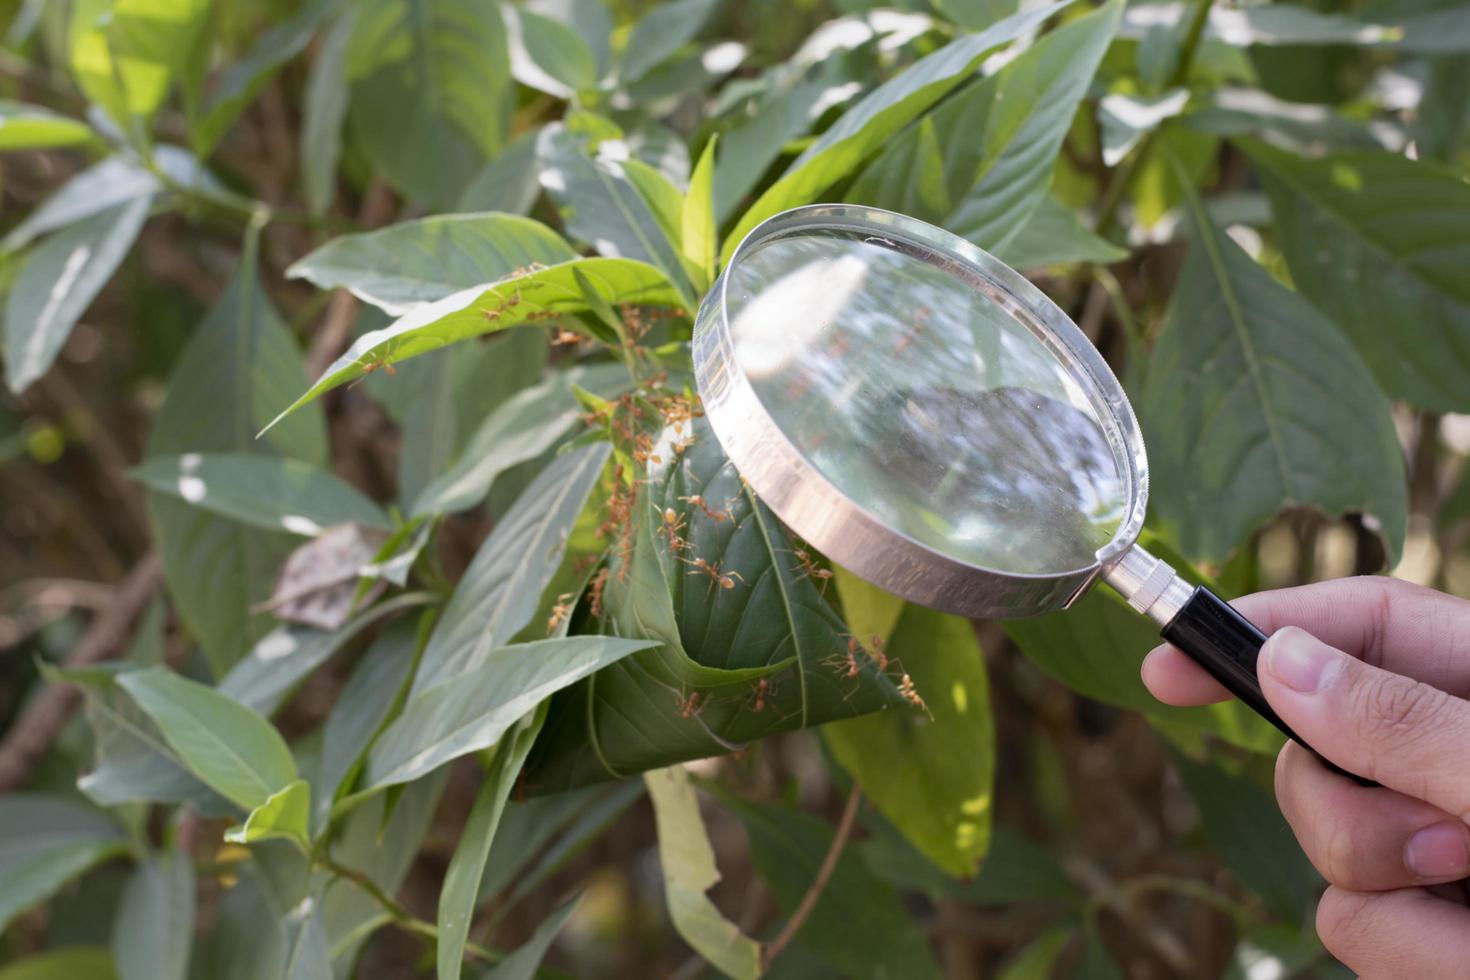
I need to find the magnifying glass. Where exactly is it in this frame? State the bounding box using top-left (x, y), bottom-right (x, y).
top-left (692, 203), bottom-right (1361, 780)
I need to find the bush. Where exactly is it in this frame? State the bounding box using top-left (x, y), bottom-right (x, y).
top-left (1, 0), bottom-right (1466, 977)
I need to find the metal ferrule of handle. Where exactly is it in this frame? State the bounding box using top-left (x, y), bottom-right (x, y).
top-left (1101, 543), bottom-right (1194, 626)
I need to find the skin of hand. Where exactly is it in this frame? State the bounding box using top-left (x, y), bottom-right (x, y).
top-left (1140, 577), bottom-right (1470, 978)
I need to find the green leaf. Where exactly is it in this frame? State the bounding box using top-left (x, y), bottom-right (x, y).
top-left (681, 136), bottom-right (717, 290)
top-left (117, 667), bottom-right (297, 810)
top-left (1, 155), bottom-right (158, 251)
top-left (267, 256), bottom-right (682, 427)
top-left (0, 795), bottom-right (127, 932)
top-left (301, 8), bottom-right (353, 216)
top-left (1183, 89), bottom-right (1386, 155)
top-left (225, 779), bottom-right (311, 849)
top-left (1005, 586), bottom-right (1285, 755)
top-left (283, 902), bottom-right (332, 980)
top-left (478, 892), bottom-right (582, 980)
top-left (288, 213), bottom-right (578, 316)
top-left (537, 125), bottom-right (695, 307)
top-left (361, 635), bottom-right (656, 791)
top-left (0, 101), bottom-right (96, 150)
top-left (824, 605), bottom-right (996, 878)
top-left (1120, 3), bottom-right (1428, 50)
top-left (220, 593), bottom-right (431, 718)
top-left (132, 453), bottom-right (390, 535)
top-left (198, 864), bottom-right (290, 980)
top-left (69, 0), bottom-right (211, 135)
top-left (0, 949), bottom-right (117, 980)
top-left (522, 419), bottom-right (905, 792)
top-left (1244, 140), bottom-right (1470, 412)
top-left (192, 0), bottom-right (336, 155)
top-left (147, 243), bottom-right (326, 675)
top-left (1171, 751), bottom-right (1320, 920)
top-left (847, 0), bottom-right (1121, 254)
top-left (1138, 169), bottom-right (1408, 563)
top-left (724, 1), bottom-right (1070, 256)
top-left (5, 195), bottom-right (150, 393)
top-left (995, 928), bottom-right (1072, 980)
top-left (438, 705), bottom-right (547, 980)
top-left (508, 6), bottom-right (598, 96)
top-left (1099, 89), bottom-right (1191, 167)
top-left (457, 129), bottom-right (545, 215)
top-left (112, 852), bottom-right (195, 980)
top-left (992, 196), bottom-right (1129, 270)
top-left (413, 443), bottom-right (612, 691)
top-left (410, 364), bottom-right (625, 518)
top-left (614, 0), bottom-right (718, 86)
top-left (721, 794), bottom-right (940, 979)
top-left (347, 0), bottom-right (512, 209)
top-left (644, 766), bottom-right (762, 980)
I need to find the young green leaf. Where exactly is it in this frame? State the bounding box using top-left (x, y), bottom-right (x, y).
top-left (112, 852), bottom-right (195, 980)
top-left (823, 605), bottom-right (996, 878)
top-left (1138, 165), bottom-right (1408, 563)
top-left (362, 635), bottom-right (657, 791)
top-left (995, 928), bottom-right (1072, 980)
top-left (287, 213), bottom-right (577, 315)
top-left (479, 892), bottom-right (583, 980)
top-left (265, 256), bottom-right (682, 429)
top-left (644, 766), bottom-right (762, 980)
top-left (117, 667), bottom-right (297, 811)
top-left (1244, 140), bottom-right (1470, 411)
top-left (681, 135), bottom-right (718, 288)
top-left (132, 453), bottom-right (390, 535)
top-left (413, 443), bottom-right (612, 692)
top-left (225, 779), bottom-right (311, 849)
top-left (0, 101), bottom-right (96, 151)
top-left (5, 196), bottom-right (150, 394)
top-left (0, 795), bottom-right (127, 933)
top-left (724, 0), bottom-right (1071, 256)
top-left (437, 706), bottom-right (547, 980)
top-left (68, 0), bottom-right (211, 137)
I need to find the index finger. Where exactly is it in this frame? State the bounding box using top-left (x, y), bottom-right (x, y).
top-left (1141, 576), bottom-right (1470, 707)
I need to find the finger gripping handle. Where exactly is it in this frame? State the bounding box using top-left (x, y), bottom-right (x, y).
top-left (1161, 586), bottom-right (1374, 787)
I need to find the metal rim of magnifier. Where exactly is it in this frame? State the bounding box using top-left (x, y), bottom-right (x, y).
top-left (692, 204), bottom-right (1150, 620)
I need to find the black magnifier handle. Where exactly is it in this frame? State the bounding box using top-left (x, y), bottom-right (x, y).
top-left (1105, 546), bottom-right (1376, 787)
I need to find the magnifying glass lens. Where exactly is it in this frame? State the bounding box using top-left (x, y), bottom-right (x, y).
top-left (726, 228), bottom-right (1129, 576)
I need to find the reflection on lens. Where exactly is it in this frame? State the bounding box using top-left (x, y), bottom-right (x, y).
top-left (726, 230), bottom-right (1127, 575)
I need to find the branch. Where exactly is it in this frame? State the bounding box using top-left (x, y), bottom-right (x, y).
top-left (0, 553), bottom-right (163, 791)
top-left (316, 855), bottom-right (500, 963)
top-left (762, 785), bottom-right (862, 971)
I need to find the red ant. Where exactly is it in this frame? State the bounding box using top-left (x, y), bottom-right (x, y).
top-left (677, 691), bottom-right (704, 720)
top-left (898, 672), bottom-right (929, 716)
top-left (790, 546), bottom-right (832, 591)
top-left (749, 678), bottom-right (771, 713)
top-left (347, 351), bottom-right (396, 388)
top-left (679, 494), bottom-right (731, 524)
top-left (587, 568), bottom-right (609, 619)
top-left (547, 593), bottom-right (574, 634)
top-left (683, 556), bottom-right (742, 593)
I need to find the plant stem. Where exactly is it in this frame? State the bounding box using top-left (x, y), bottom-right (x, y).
top-left (762, 785), bottom-right (862, 971)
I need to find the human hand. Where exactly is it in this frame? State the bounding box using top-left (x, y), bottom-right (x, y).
top-left (1141, 577), bottom-right (1470, 977)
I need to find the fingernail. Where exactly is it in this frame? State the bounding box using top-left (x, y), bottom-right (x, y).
top-left (1264, 627), bottom-right (1342, 694)
top-left (1405, 822), bottom-right (1470, 879)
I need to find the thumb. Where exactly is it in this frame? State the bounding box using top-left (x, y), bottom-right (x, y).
top-left (1260, 625), bottom-right (1470, 820)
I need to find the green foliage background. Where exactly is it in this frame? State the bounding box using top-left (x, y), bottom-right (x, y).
top-left (1, 0), bottom-right (1467, 976)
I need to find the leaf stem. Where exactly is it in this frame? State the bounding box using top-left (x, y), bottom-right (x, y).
top-left (762, 785), bottom-right (862, 971)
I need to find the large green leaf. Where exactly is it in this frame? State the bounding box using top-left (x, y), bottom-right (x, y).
top-left (346, 0), bottom-right (512, 209)
top-left (283, 902), bottom-right (332, 980)
top-left (536, 124), bottom-right (695, 307)
top-left (198, 864), bottom-right (290, 980)
top-left (0, 949), bottom-right (117, 980)
top-left (1005, 584), bottom-right (1284, 755)
top-left (267, 256), bottom-right (681, 427)
top-left (132, 453), bottom-right (390, 535)
top-left (0, 795), bottom-right (127, 933)
top-left (521, 419), bottom-right (905, 792)
top-left (507, 5), bottom-right (598, 97)
top-left (644, 766), bottom-right (762, 980)
top-left (457, 129), bottom-right (544, 215)
top-left (1120, 2), bottom-right (1451, 51)
top-left (846, 0), bottom-right (1121, 254)
top-left (0, 101), bottom-right (95, 150)
top-left (69, 0), bottom-right (211, 135)
top-left (1244, 140), bottom-right (1470, 412)
top-left (112, 852), bottom-right (194, 980)
top-left (721, 794), bottom-right (940, 979)
top-left (146, 241), bottom-right (326, 675)
top-left (438, 705), bottom-right (546, 980)
top-left (824, 604), bottom-right (996, 879)
top-left (992, 196), bottom-right (1128, 270)
top-left (1138, 171), bottom-right (1407, 563)
top-left (410, 364), bottom-right (626, 518)
top-left (219, 593), bottom-right (430, 717)
top-left (363, 636), bottom-right (656, 791)
top-left (682, 135), bottom-right (718, 292)
top-left (478, 892), bottom-right (582, 980)
top-left (5, 195), bottom-right (150, 393)
top-left (724, 1), bottom-right (1070, 256)
top-left (412, 443), bottom-right (611, 691)
top-left (614, 0), bottom-right (718, 86)
top-left (301, 8), bottom-right (353, 215)
top-left (117, 667), bottom-right (297, 810)
top-left (287, 213), bottom-right (577, 315)
top-left (1, 155), bottom-right (158, 251)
